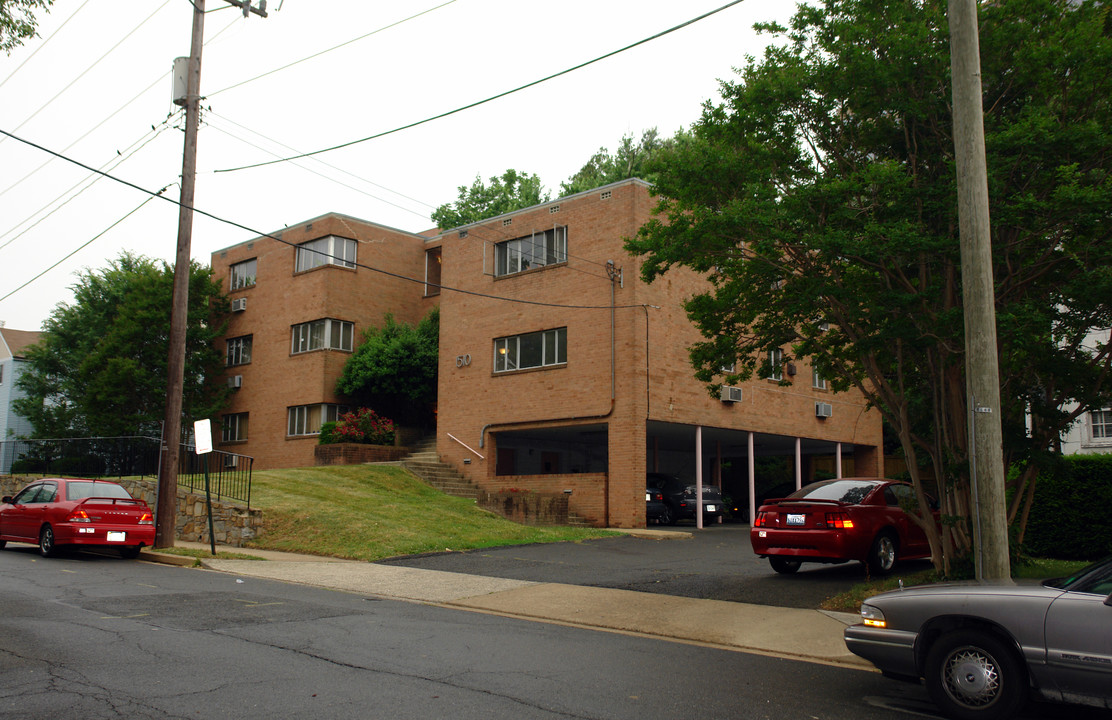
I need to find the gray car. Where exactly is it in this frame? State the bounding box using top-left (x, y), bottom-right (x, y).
top-left (843, 556), bottom-right (1112, 720)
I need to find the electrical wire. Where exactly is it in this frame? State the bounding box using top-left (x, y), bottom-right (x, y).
top-left (0, 192), bottom-right (166, 304)
top-left (0, 0), bottom-right (95, 90)
top-left (207, 0), bottom-right (458, 98)
top-left (1, 128), bottom-right (647, 311)
top-left (215, 0), bottom-right (747, 172)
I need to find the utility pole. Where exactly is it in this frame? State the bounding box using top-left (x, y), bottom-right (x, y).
top-left (948, 0), bottom-right (1011, 581)
top-left (155, 0), bottom-right (205, 548)
top-left (155, 0), bottom-right (268, 548)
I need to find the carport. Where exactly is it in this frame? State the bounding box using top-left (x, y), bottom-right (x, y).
top-left (646, 420), bottom-right (865, 527)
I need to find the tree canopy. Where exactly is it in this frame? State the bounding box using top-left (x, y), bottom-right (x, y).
top-left (431, 170), bottom-right (549, 230)
top-left (336, 307), bottom-right (439, 426)
top-left (560, 128), bottom-right (673, 196)
top-left (14, 253), bottom-right (229, 439)
top-left (626, 0), bottom-right (1112, 574)
top-left (1, 0), bottom-right (52, 55)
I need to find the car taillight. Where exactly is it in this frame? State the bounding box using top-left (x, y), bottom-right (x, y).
top-left (753, 512), bottom-right (768, 528)
top-left (138, 513), bottom-right (153, 525)
top-left (67, 509), bottom-right (92, 523)
top-left (824, 512), bottom-right (854, 529)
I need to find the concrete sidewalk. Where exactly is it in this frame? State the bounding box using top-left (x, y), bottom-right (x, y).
top-left (140, 541), bottom-right (871, 670)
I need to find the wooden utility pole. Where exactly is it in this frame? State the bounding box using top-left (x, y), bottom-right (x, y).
top-left (155, 0), bottom-right (205, 548)
top-left (948, 0), bottom-right (1011, 581)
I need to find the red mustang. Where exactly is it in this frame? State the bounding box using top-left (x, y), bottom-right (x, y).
top-left (750, 477), bottom-right (935, 575)
top-left (0, 478), bottom-right (156, 559)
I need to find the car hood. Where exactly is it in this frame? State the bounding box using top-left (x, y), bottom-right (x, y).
top-left (865, 580), bottom-right (1066, 612)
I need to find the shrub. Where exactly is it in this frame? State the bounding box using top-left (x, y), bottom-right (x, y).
top-left (1023, 454), bottom-right (1112, 561)
top-left (318, 408), bottom-right (395, 446)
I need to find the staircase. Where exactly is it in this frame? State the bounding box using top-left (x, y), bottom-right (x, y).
top-left (399, 437), bottom-right (478, 500)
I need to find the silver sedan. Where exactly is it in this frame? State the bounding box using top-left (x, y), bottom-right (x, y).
top-left (844, 557), bottom-right (1112, 720)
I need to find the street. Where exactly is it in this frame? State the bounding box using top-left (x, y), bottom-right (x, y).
top-left (0, 545), bottom-right (929, 720)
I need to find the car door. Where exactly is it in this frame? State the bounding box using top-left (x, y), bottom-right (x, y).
top-left (883, 484), bottom-right (929, 557)
top-left (1043, 580), bottom-right (1112, 703)
top-left (2, 483), bottom-right (43, 541)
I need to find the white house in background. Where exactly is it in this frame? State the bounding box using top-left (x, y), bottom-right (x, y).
top-left (0, 327), bottom-right (40, 442)
top-left (1059, 327), bottom-right (1112, 455)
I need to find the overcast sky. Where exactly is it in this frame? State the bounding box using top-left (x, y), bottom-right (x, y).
top-left (0, 0), bottom-right (793, 331)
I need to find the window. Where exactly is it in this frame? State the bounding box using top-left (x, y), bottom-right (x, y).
top-left (295, 235), bottom-right (356, 272)
top-left (425, 247), bottom-right (442, 296)
top-left (226, 335), bottom-right (252, 366)
top-left (767, 349), bottom-right (783, 381)
top-left (1092, 410), bottom-right (1112, 440)
top-left (494, 227), bottom-right (567, 277)
top-left (291, 319), bottom-right (354, 354)
top-left (813, 367), bottom-right (827, 390)
top-left (288, 404), bottom-right (349, 436)
top-left (494, 327), bottom-right (567, 372)
top-left (230, 258), bottom-right (257, 290)
top-left (222, 412), bottom-right (248, 442)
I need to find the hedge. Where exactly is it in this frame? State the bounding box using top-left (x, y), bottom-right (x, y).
top-left (1023, 454), bottom-right (1112, 561)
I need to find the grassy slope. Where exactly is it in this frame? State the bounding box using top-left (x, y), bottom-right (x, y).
top-left (245, 465), bottom-right (616, 562)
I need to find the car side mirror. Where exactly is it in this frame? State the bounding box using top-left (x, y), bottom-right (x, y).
top-left (1105, 593), bottom-right (1112, 607)
top-left (1, 496), bottom-right (11, 504)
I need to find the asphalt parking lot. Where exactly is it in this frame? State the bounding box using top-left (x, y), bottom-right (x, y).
top-left (378, 523), bottom-right (933, 609)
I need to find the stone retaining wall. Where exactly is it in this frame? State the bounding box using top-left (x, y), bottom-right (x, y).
top-left (313, 443), bottom-right (410, 466)
top-left (477, 489), bottom-right (569, 525)
top-left (1, 475), bottom-right (262, 547)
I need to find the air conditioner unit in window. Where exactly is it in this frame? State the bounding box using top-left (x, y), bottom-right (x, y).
top-left (231, 297), bottom-right (247, 312)
top-left (228, 375), bottom-right (243, 389)
top-left (224, 455), bottom-right (238, 469)
top-left (720, 386), bottom-right (743, 403)
top-left (816, 401), bottom-right (833, 418)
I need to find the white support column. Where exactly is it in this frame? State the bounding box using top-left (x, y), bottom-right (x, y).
top-left (836, 442), bottom-right (843, 479)
top-left (695, 426), bottom-right (704, 529)
top-left (748, 431), bottom-right (756, 525)
top-left (795, 437), bottom-right (802, 490)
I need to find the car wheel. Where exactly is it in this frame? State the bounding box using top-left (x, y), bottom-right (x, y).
top-left (769, 557), bottom-right (801, 574)
top-left (867, 531), bottom-right (898, 575)
top-left (119, 546), bottom-right (142, 560)
top-left (39, 525), bottom-right (58, 558)
top-left (925, 629), bottom-right (1027, 720)
top-left (0, 539), bottom-right (6, 549)
top-left (658, 505), bottom-right (674, 526)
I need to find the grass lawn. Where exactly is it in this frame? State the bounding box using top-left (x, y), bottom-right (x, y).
top-left (242, 464), bottom-right (618, 562)
top-left (820, 556), bottom-right (1093, 613)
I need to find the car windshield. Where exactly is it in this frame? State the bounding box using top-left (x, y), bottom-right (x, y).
top-left (788, 480), bottom-right (879, 505)
top-left (66, 481), bottom-right (134, 501)
top-left (1044, 556), bottom-right (1112, 595)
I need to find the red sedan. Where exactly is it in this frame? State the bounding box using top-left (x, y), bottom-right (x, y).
top-left (0, 478), bottom-right (156, 559)
top-left (750, 477), bottom-right (934, 575)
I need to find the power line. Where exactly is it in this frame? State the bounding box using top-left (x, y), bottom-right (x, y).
top-left (1, 129), bottom-right (645, 311)
top-left (207, 0), bottom-right (458, 98)
top-left (215, 0), bottom-right (747, 172)
top-left (0, 0), bottom-right (95, 90)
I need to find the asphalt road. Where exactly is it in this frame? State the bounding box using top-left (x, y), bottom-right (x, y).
top-left (377, 523), bottom-right (935, 609)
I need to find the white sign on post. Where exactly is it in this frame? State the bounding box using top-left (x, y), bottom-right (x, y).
top-left (194, 419), bottom-right (213, 455)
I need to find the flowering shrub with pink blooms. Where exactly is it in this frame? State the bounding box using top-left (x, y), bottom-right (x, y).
top-left (318, 408), bottom-right (395, 446)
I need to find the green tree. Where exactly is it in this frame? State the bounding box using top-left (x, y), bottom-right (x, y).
top-left (1, 0), bottom-right (52, 55)
top-left (560, 128), bottom-right (674, 195)
top-left (336, 308), bottom-right (439, 427)
top-left (431, 169), bottom-right (549, 229)
top-left (15, 253), bottom-right (229, 438)
top-left (627, 0), bottom-right (1112, 575)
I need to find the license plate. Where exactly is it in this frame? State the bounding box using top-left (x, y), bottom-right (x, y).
top-left (786, 513), bottom-right (806, 526)
top-left (106, 531), bottom-right (126, 542)
top-left (705, 505), bottom-right (717, 513)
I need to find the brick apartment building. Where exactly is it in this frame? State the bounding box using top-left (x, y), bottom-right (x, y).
top-left (211, 179), bottom-right (882, 528)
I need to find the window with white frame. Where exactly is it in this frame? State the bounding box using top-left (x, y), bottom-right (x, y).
top-left (295, 235), bottom-right (356, 272)
top-left (288, 403), bottom-right (350, 436)
top-left (812, 366), bottom-right (827, 390)
top-left (1092, 409), bottom-right (1112, 440)
top-left (222, 412), bottom-right (248, 442)
top-left (494, 227), bottom-right (567, 277)
top-left (230, 258), bottom-right (257, 290)
top-left (291, 319), bottom-right (354, 354)
top-left (226, 335), bottom-right (252, 366)
top-left (494, 327), bottom-right (567, 373)
top-left (767, 349), bottom-right (783, 381)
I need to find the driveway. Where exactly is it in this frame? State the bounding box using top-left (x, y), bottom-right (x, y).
top-left (377, 524), bottom-right (933, 609)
